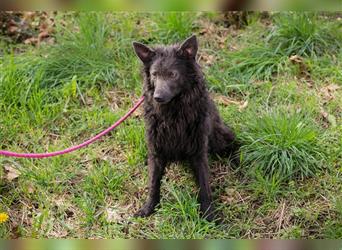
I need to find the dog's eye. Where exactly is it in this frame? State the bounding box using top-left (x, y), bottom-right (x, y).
top-left (170, 71), bottom-right (178, 78)
top-left (151, 72), bottom-right (157, 77)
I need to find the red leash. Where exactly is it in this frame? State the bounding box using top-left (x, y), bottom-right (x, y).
top-left (0, 96), bottom-right (144, 159)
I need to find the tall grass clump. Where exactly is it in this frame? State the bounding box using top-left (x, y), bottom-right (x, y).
top-left (0, 54), bottom-right (62, 113)
top-left (150, 12), bottom-right (197, 43)
top-left (240, 111), bottom-right (325, 180)
top-left (227, 45), bottom-right (289, 80)
top-left (143, 184), bottom-right (219, 239)
top-left (39, 12), bottom-right (117, 87)
top-left (227, 12), bottom-right (342, 81)
top-left (267, 12), bottom-right (342, 57)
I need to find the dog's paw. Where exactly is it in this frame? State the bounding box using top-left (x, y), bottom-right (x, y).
top-left (134, 209), bottom-right (152, 218)
top-left (134, 204), bottom-right (156, 218)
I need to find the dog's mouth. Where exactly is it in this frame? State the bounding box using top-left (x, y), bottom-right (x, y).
top-left (153, 96), bottom-right (173, 104)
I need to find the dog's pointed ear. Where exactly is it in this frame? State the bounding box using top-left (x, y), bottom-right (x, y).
top-left (132, 42), bottom-right (155, 63)
top-left (178, 35), bottom-right (198, 59)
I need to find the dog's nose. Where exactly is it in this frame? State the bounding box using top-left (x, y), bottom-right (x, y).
top-left (154, 96), bottom-right (166, 103)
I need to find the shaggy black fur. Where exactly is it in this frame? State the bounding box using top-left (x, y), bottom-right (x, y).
top-left (132, 35), bottom-right (239, 221)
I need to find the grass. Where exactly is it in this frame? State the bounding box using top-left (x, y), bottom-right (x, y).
top-left (240, 111), bottom-right (326, 180)
top-left (141, 184), bottom-right (220, 239)
top-left (323, 196), bottom-right (342, 238)
top-left (223, 12), bottom-right (342, 81)
top-left (32, 12), bottom-right (117, 88)
top-left (226, 45), bottom-right (289, 81)
top-left (147, 12), bottom-right (197, 43)
top-left (267, 12), bottom-right (342, 57)
top-left (0, 11), bottom-right (341, 239)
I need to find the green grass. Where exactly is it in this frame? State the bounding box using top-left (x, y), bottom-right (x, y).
top-left (148, 12), bottom-right (197, 43)
top-left (141, 184), bottom-right (220, 239)
top-left (240, 111), bottom-right (326, 180)
top-left (33, 12), bottom-right (118, 88)
top-left (227, 45), bottom-right (289, 81)
top-left (323, 196), bottom-right (342, 238)
top-left (267, 12), bottom-right (342, 57)
top-left (0, 11), bottom-right (341, 239)
top-left (222, 12), bottom-right (342, 82)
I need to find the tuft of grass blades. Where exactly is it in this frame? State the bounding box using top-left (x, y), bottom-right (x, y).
top-left (149, 12), bottom-right (197, 44)
top-left (141, 184), bottom-right (219, 239)
top-left (227, 12), bottom-right (342, 81)
top-left (38, 12), bottom-right (117, 88)
top-left (267, 12), bottom-right (342, 57)
top-left (227, 45), bottom-right (289, 81)
top-left (240, 111), bottom-right (326, 180)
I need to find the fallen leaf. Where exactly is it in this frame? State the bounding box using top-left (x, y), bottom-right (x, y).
top-left (24, 37), bottom-right (38, 45)
top-left (45, 37), bottom-right (55, 45)
top-left (327, 84), bottom-right (340, 92)
top-left (320, 109), bottom-right (337, 128)
top-left (289, 54), bottom-right (303, 63)
top-left (327, 114), bottom-right (337, 128)
top-left (54, 196), bottom-right (66, 207)
top-left (211, 94), bottom-right (240, 106)
top-left (38, 31), bottom-right (49, 40)
top-left (105, 204), bottom-right (131, 223)
top-left (106, 208), bottom-right (122, 223)
top-left (321, 110), bottom-right (328, 118)
top-left (27, 184), bottom-right (35, 194)
top-left (22, 12), bottom-right (36, 21)
top-left (239, 100), bottom-right (248, 111)
top-left (199, 54), bottom-right (215, 66)
top-left (320, 84), bottom-right (340, 102)
top-left (289, 54), bottom-right (312, 83)
top-left (8, 25), bottom-right (18, 33)
top-left (198, 21), bottom-right (216, 36)
top-left (4, 165), bottom-right (20, 181)
top-left (132, 106), bottom-right (143, 118)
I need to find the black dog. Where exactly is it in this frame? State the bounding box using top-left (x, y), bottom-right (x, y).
top-left (132, 35), bottom-right (239, 221)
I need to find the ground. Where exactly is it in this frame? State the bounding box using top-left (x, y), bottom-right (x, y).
top-left (0, 12), bottom-right (341, 239)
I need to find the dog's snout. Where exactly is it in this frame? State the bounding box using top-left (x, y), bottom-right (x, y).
top-left (154, 95), bottom-right (166, 103)
top-left (153, 80), bottom-right (174, 103)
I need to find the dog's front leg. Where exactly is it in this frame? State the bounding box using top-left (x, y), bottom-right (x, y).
top-left (134, 155), bottom-right (166, 217)
top-left (190, 154), bottom-right (216, 222)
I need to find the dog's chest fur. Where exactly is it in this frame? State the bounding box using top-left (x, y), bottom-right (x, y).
top-left (144, 88), bottom-right (210, 160)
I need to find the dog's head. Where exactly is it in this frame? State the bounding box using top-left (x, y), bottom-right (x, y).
top-left (133, 35), bottom-right (198, 104)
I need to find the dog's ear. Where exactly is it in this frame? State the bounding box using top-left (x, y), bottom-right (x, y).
top-left (178, 35), bottom-right (198, 59)
top-left (132, 42), bottom-right (155, 63)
